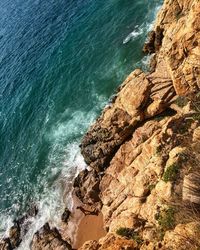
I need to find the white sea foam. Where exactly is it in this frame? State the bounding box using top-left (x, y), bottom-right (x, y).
top-left (141, 54), bottom-right (154, 71)
top-left (17, 142), bottom-right (86, 250)
top-left (15, 102), bottom-right (102, 249)
top-left (123, 26), bottom-right (144, 44)
top-left (47, 110), bottom-right (96, 142)
top-left (0, 214), bottom-right (13, 238)
top-left (123, 3), bottom-right (162, 45)
top-left (123, 22), bottom-right (153, 45)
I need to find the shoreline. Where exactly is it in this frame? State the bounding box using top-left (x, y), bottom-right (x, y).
top-left (1, 0), bottom-right (200, 249)
top-left (59, 191), bottom-right (106, 249)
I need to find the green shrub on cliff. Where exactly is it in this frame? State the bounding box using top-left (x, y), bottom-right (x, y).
top-left (155, 207), bottom-right (175, 231)
top-left (163, 164), bottom-right (179, 182)
top-left (116, 227), bottom-right (143, 244)
top-left (116, 227), bottom-right (133, 238)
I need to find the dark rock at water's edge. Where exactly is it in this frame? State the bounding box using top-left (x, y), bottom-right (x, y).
top-left (61, 208), bottom-right (71, 223)
top-left (143, 30), bottom-right (156, 54)
top-left (31, 223), bottom-right (72, 250)
top-left (0, 204), bottom-right (38, 250)
top-left (0, 238), bottom-right (12, 250)
top-left (8, 223), bottom-right (21, 249)
top-left (80, 107), bottom-right (135, 172)
top-left (73, 169), bottom-right (102, 207)
top-left (143, 25), bottom-right (164, 54)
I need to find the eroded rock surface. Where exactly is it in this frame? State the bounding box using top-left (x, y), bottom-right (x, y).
top-left (31, 223), bottom-right (72, 250)
top-left (76, 0), bottom-right (200, 249)
top-left (79, 233), bottom-right (138, 250)
top-left (154, 0), bottom-right (200, 95)
top-left (81, 67), bottom-right (176, 173)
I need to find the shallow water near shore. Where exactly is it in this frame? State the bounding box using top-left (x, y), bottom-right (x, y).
top-left (0, 0), bottom-right (162, 247)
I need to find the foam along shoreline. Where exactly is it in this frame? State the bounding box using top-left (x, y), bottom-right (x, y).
top-left (122, 4), bottom-right (162, 45)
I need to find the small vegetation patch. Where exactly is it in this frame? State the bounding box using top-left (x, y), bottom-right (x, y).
top-left (175, 96), bottom-right (188, 107)
top-left (148, 184), bottom-right (156, 192)
top-left (179, 119), bottom-right (192, 134)
top-left (116, 227), bottom-right (133, 238)
top-left (155, 207), bottom-right (176, 231)
top-left (116, 227), bottom-right (143, 244)
top-left (163, 164), bottom-right (179, 183)
top-left (192, 113), bottom-right (200, 123)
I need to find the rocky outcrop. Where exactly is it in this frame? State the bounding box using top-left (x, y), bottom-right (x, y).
top-left (79, 233), bottom-right (138, 250)
top-left (31, 223), bottom-right (72, 250)
top-left (78, 106), bottom-right (200, 250)
top-left (163, 222), bottom-right (200, 250)
top-left (80, 68), bottom-right (176, 173)
top-left (143, 26), bottom-right (164, 54)
top-left (75, 0), bottom-right (200, 249)
top-left (152, 0), bottom-right (200, 95)
top-left (73, 169), bottom-right (102, 206)
top-left (0, 205), bottom-right (38, 250)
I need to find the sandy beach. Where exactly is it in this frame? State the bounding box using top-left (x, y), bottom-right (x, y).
top-left (74, 212), bottom-right (106, 249)
top-left (59, 192), bottom-right (106, 249)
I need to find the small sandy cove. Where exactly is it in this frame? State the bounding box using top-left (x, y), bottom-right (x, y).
top-left (60, 191), bottom-right (106, 249)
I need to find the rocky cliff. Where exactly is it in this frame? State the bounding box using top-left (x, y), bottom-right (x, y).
top-left (1, 0), bottom-right (200, 249)
top-left (76, 0), bottom-right (200, 249)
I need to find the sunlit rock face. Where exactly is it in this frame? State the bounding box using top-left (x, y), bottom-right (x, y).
top-left (76, 0), bottom-right (200, 249)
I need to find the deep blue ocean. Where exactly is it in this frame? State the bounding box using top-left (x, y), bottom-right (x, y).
top-left (0, 0), bottom-right (162, 247)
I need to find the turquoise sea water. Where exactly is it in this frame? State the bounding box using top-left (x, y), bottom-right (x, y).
top-left (0, 0), bottom-right (162, 247)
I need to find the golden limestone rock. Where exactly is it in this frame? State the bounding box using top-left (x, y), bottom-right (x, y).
top-left (155, 0), bottom-right (200, 95)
